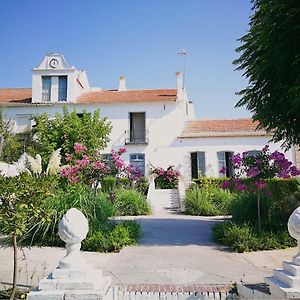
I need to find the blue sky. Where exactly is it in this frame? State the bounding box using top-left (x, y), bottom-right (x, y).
top-left (0, 0), bottom-right (253, 119)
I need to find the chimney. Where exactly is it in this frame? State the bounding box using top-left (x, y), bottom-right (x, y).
top-left (118, 76), bottom-right (127, 91)
top-left (176, 72), bottom-right (183, 100)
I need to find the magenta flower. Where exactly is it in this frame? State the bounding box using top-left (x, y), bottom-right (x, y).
top-left (65, 153), bottom-right (71, 162)
top-left (219, 166), bottom-right (227, 174)
top-left (115, 159), bottom-right (125, 169)
top-left (231, 154), bottom-right (242, 167)
top-left (262, 145), bottom-right (269, 153)
top-left (254, 179), bottom-right (267, 190)
top-left (93, 161), bottom-right (106, 170)
top-left (69, 176), bottom-right (80, 184)
top-left (235, 184), bottom-right (247, 191)
top-left (247, 167), bottom-right (260, 177)
top-left (60, 168), bottom-right (70, 177)
top-left (74, 142), bottom-right (87, 154)
top-left (290, 166), bottom-right (300, 176)
top-left (220, 180), bottom-right (231, 189)
top-left (118, 147), bottom-right (126, 154)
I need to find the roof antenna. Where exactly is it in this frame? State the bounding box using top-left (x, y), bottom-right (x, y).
top-left (177, 49), bottom-right (187, 88)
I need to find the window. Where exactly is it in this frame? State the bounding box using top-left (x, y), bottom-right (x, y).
top-left (42, 76), bottom-right (51, 102)
top-left (130, 153), bottom-right (145, 176)
top-left (15, 114), bottom-right (33, 132)
top-left (244, 150), bottom-right (261, 157)
top-left (191, 152), bottom-right (206, 179)
top-left (127, 112), bottom-right (146, 144)
top-left (101, 153), bottom-right (112, 161)
top-left (58, 76), bottom-right (67, 101)
top-left (101, 153), bottom-right (113, 168)
top-left (218, 151), bottom-right (234, 177)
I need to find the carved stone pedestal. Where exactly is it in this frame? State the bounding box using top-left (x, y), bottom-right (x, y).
top-left (264, 206), bottom-right (300, 299)
top-left (265, 259), bottom-right (300, 299)
top-left (27, 208), bottom-right (111, 299)
top-left (27, 266), bottom-right (111, 300)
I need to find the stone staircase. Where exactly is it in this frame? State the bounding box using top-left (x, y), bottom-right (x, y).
top-left (147, 188), bottom-right (182, 215)
top-left (264, 258), bottom-right (300, 299)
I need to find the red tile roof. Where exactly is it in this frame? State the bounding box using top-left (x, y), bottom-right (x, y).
top-left (77, 89), bottom-right (177, 104)
top-left (0, 88), bottom-right (177, 105)
top-left (0, 88), bottom-right (32, 104)
top-left (180, 119), bottom-right (269, 137)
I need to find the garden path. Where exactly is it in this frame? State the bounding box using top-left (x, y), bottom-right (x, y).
top-left (106, 214), bottom-right (296, 286)
top-left (0, 214), bottom-right (297, 292)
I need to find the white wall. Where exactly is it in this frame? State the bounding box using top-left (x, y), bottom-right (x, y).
top-left (3, 103), bottom-right (296, 183)
top-left (171, 136), bottom-right (296, 182)
top-left (2, 100), bottom-right (188, 176)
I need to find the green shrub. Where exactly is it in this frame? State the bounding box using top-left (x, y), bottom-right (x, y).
top-left (101, 176), bottom-right (116, 193)
top-left (25, 184), bottom-right (115, 246)
top-left (82, 221), bottom-right (141, 252)
top-left (193, 177), bottom-right (229, 189)
top-left (114, 188), bottom-right (150, 216)
top-left (230, 182), bottom-right (300, 231)
top-left (184, 185), bottom-right (235, 216)
top-left (212, 221), bottom-right (296, 253)
top-left (135, 177), bottom-right (149, 195)
top-left (116, 178), bottom-right (131, 189)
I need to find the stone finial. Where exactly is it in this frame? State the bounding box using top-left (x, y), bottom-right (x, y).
top-left (264, 206), bottom-right (300, 299)
top-left (27, 208), bottom-right (111, 299)
top-left (288, 206), bottom-right (300, 264)
top-left (58, 208), bottom-right (89, 270)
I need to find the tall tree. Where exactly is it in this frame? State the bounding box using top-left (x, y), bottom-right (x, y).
top-left (234, 0), bottom-right (300, 149)
top-left (30, 108), bottom-right (111, 165)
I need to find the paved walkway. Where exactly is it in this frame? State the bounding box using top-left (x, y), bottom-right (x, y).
top-left (0, 214), bottom-right (296, 289)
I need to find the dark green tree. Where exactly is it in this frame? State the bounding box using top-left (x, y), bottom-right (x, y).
top-left (234, 0), bottom-right (300, 149)
top-left (30, 107), bottom-right (111, 164)
top-left (0, 174), bottom-right (56, 299)
top-left (0, 109), bottom-right (24, 162)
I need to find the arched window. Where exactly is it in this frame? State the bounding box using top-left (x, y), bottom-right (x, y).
top-left (217, 151), bottom-right (234, 178)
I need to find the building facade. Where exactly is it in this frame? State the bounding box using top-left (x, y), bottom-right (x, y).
top-left (0, 53), bottom-right (297, 183)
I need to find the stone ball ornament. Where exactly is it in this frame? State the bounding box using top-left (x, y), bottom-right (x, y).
top-left (58, 208), bottom-right (89, 270)
top-left (58, 208), bottom-right (89, 244)
top-left (288, 206), bottom-right (300, 264)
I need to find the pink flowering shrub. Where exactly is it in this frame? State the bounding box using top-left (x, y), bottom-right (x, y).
top-left (219, 145), bottom-right (300, 231)
top-left (151, 165), bottom-right (181, 189)
top-left (60, 143), bottom-right (142, 186)
top-left (220, 145), bottom-right (299, 192)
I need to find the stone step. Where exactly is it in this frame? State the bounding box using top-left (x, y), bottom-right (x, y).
top-left (272, 269), bottom-right (299, 288)
top-left (282, 261), bottom-right (300, 276)
top-left (265, 276), bottom-right (300, 299)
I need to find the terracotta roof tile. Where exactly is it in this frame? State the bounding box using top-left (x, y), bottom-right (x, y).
top-left (0, 88), bottom-right (177, 105)
top-left (77, 89), bottom-right (177, 104)
top-left (180, 119), bottom-right (269, 137)
top-left (0, 88), bottom-right (32, 104)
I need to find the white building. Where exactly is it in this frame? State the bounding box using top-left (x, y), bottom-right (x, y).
top-left (0, 53), bottom-right (298, 182)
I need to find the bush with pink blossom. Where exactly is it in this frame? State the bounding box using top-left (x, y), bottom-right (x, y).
top-left (151, 165), bottom-right (181, 189)
top-left (60, 143), bottom-right (142, 187)
top-left (219, 145), bottom-right (300, 232)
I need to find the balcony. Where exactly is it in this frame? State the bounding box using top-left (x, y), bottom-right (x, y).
top-left (125, 130), bottom-right (149, 144)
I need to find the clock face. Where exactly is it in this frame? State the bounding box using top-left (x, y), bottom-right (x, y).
top-left (49, 58), bottom-right (59, 68)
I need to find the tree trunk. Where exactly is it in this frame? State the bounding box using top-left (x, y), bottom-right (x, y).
top-left (10, 234), bottom-right (17, 300)
top-left (257, 193), bottom-right (261, 233)
top-left (0, 135), bottom-right (4, 160)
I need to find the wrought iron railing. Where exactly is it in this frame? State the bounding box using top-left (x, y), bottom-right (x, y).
top-left (125, 130), bottom-right (149, 144)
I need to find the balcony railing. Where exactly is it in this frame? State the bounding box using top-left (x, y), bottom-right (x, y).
top-left (42, 90), bottom-right (51, 102)
top-left (125, 130), bottom-right (149, 144)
